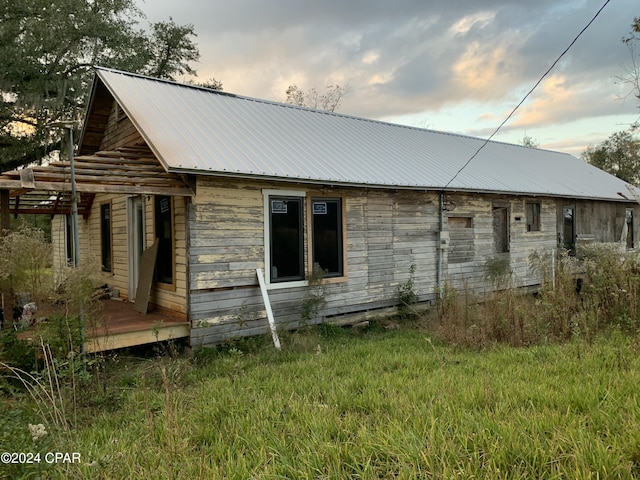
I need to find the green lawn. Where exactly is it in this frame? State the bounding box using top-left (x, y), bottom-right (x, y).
top-left (3, 326), bottom-right (640, 479)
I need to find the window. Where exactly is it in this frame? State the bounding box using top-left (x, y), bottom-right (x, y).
top-left (626, 208), bottom-right (634, 249)
top-left (65, 215), bottom-right (73, 266)
top-left (447, 216), bottom-right (474, 263)
top-left (264, 190), bottom-right (345, 286)
top-left (269, 196), bottom-right (304, 283)
top-left (562, 206), bottom-right (575, 256)
top-left (525, 202), bottom-right (541, 232)
top-left (100, 203), bottom-right (112, 272)
top-left (311, 198), bottom-right (343, 277)
top-left (155, 195), bottom-right (174, 284)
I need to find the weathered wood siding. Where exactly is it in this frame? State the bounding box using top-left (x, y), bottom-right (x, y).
top-left (559, 199), bottom-right (639, 247)
top-left (443, 194), bottom-right (558, 292)
top-left (189, 178), bottom-right (440, 346)
top-left (190, 185), bottom-right (638, 345)
top-left (99, 103), bottom-right (140, 151)
top-left (51, 215), bottom-right (90, 285)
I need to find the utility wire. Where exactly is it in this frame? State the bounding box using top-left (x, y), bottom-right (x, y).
top-left (444, 0), bottom-right (612, 188)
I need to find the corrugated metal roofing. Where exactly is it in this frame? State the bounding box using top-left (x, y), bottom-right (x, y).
top-left (94, 67), bottom-right (639, 202)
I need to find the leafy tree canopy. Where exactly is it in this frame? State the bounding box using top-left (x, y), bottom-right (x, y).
top-left (582, 130), bottom-right (640, 185)
top-left (0, 0), bottom-right (200, 169)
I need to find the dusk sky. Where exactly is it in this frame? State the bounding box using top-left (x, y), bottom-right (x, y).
top-left (136, 0), bottom-right (639, 157)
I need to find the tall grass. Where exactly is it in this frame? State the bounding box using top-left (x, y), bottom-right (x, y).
top-left (1, 329), bottom-right (634, 479)
top-left (434, 246), bottom-right (640, 348)
top-left (4, 243), bottom-right (640, 478)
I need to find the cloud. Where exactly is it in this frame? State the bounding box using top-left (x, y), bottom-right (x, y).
top-left (138, 0), bottom-right (639, 153)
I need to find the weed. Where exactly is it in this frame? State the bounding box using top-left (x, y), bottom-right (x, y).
top-left (484, 254), bottom-right (511, 289)
top-left (397, 263), bottom-right (418, 320)
top-left (0, 223), bottom-right (53, 304)
top-left (301, 264), bottom-right (326, 324)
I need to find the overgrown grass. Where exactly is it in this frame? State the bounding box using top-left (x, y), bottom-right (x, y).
top-left (4, 244), bottom-right (640, 478)
top-left (435, 246), bottom-right (640, 348)
top-left (3, 327), bottom-right (640, 479)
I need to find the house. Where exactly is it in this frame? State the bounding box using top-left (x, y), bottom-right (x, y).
top-left (1, 67), bottom-right (638, 350)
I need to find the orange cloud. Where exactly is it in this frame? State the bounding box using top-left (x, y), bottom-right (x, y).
top-left (452, 41), bottom-right (511, 97)
top-left (510, 75), bottom-right (578, 128)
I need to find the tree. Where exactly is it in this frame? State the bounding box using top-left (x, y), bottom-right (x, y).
top-left (582, 130), bottom-right (640, 184)
top-left (187, 78), bottom-right (224, 91)
top-left (0, 0), bottom-right (200, 170)
top-left (284, 83), bottom-right (350, 112)
top-left (620, 16), bottom-right (640, 127)
top-left (519, 134), bottom-right (540, 149)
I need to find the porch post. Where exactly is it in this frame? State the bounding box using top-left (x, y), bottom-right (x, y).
top-left (1, 189), bottom-right (13, 328)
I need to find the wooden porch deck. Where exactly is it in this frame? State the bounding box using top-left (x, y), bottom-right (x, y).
top-left (83, 299), bottom-right (189, 353)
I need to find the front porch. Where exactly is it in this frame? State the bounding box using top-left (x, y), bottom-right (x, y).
top-left (83, 299), bottom-right (190, 353)
top-left (15, 299), bottom-right (190, 353)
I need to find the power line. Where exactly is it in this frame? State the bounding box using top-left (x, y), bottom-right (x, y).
top-left (444, 0), bottom-right (612, 188)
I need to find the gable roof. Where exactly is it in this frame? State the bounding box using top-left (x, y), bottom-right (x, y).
top-left (85, 67), bottom-right (638, 202)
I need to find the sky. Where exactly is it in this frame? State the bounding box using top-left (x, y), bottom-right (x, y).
top-left (136, 0), bottom-right (639, 157)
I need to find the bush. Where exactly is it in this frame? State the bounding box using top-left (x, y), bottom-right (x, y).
top-left (0, 223), bottom-right (52, 303)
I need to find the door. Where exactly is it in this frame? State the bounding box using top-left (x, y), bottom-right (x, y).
top-left (127, 196), bottom-right (146, 301)
top-left (492, 206), bottom-right (509, 253)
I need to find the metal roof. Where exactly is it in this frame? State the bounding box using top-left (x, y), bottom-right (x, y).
top-left (93, 67), bottom-right (639, 202)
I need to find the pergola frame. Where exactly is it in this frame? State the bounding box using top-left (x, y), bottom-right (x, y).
top-left (0, 145), bottom-right (194, 219)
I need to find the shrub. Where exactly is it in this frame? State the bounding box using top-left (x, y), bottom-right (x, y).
top-left (397, 263), bottom-right (418, 320)
top-left (0, 223), bottom-right (53, 303)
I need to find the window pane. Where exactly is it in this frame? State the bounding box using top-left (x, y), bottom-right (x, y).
top-left (563, 206), bottom-right (575, 255)
top-left (626, 208), bottom-right (634, 249)
top-left (65, 215), bottom-right (73, 265)
top-left (312, 199), bottom-right (343, 276)
top-left (493, 207), bottom-right (509, 253)
top-left (270, 197), bottom-right (303, 282)
top-left (101, 204), bottom-right (112, 272)
top-left (155, 195), bottom-right (173, 284)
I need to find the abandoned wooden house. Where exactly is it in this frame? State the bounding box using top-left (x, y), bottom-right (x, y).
top-left (1, 67), bottom-right (638, 351)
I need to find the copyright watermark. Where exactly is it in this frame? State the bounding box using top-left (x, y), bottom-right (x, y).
top-left (1, 452), bottom-right (81, 464)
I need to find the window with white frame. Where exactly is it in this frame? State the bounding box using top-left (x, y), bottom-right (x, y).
top-left (268, 195), bottom-right (305, 283)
